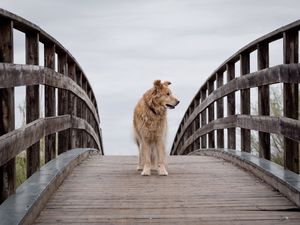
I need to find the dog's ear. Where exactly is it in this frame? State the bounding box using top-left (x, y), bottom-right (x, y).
top-left (153, 80), bottom-right (162, 89)
top-left (163, 81), bottom-right (171, 86)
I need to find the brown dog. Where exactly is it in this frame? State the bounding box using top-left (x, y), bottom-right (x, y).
top-left (133, 80), bottom-right (179, 176)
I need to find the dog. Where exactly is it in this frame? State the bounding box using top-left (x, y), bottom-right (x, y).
top-left (133, 80), bottom-right (179, 176)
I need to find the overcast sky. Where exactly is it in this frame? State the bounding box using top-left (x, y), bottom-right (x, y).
top-left (1, 0), bottom-right (300, 155)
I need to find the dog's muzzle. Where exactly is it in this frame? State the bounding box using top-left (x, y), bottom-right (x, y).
top-left (166, 100), bottom-right (180, 109)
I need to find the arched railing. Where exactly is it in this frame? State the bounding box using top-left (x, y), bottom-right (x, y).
top-left (171, 20), bottom-right (300, 174)
top-left (0, 9), bottom-right (103, 202)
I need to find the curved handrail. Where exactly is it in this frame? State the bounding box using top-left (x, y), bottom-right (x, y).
top-left (170, 20), bottom-right (300, 175)
top-left (0, 9), bottom-right (103, 203)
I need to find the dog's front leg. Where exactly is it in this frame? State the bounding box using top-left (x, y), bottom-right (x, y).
top-left (141, 142), bottom-right (151, 176)
top-left (137, 147), bottom-right (144, 171)
top-left (157, 141), bottom-right (168, 176)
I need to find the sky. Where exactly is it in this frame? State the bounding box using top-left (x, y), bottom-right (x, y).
top-left (1, 0), bottom-right (300, 155)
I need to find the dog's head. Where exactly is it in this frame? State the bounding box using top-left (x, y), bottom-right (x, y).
top-left (153, 80), bottom-right (180, 109)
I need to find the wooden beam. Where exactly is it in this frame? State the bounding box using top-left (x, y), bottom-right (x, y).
top-left (216, 72), bottom-right (224, 148)
top-left (240, 53), bottom-right (251, 153)
top-left (200, 88), bottom-right (207, 149)
top-left (0, 19), bottom-right (15, 203)
top-left (283, 30), bottom-right (299, 174)
top-left (208, 80), bottom-right (215, 148)
top-left (257, 43), bottom-right (271, 160)
top-left (26, 31), bottom-right (40, 178)
top-left (58, 53), bottom-right (69, 154)
top-left (226, 62), bottom-right (236, 149)
top-left (44, 43), bottom-right (56, 163)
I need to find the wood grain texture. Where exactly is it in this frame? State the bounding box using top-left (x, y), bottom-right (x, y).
top-left (171, 63), bottom-right (300, 154)
top-left (0, 19), bottom-right (15, 203)
top-left (0, 63), bottom-right (100, 125)
top-left (34, 155), bottom-right (300, 225)
top-left (0, 116), bottom-right (101, 167)
top-left (25, 31), bottom-right (40, 178)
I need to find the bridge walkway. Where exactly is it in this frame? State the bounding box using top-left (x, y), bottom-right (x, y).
top-left (34, 155), bottom-right (300, 225)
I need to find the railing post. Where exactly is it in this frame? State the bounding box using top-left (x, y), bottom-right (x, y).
top-left (76, 70), bottom-right (83, 148)
top-left (26, 32), bottom-right (40, 178)
top-left (226, 62), bottom-right (236, 149)
top-left (0, 19), bottom-right (15, 202)
top-left (58, 53), bottom-right (69, 154)
top-left (44, 43), bottom-right (56, 163)
top-left (208, 79), bottom-right (215, 148)
top-left (193, 94), bottom-right (200, 150)
top-left (200, 87), bottom-right (207, 149)
top-left (216, 72), bottom-right (224, 148)
top-left (82, 78), bottom-right (88, 147)
top-left (257, 43), bottom-right (270, 160)
top-left (68, 62), bottom-right (77, 149)
top-left (283, 30), bottom-right (299, 174)
top-left (240, 53), bottom-right (251, 153)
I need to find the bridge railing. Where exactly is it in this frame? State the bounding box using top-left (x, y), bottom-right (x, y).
top-left (0, 9), bottom-right (103, 203)
top-left (171, 20), bottom-right (300, 174)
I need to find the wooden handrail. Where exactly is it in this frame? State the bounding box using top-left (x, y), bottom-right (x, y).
top-left (171, 20), bottom-right (299, 176)
top-left (0, 9), bottom-right (103, 203)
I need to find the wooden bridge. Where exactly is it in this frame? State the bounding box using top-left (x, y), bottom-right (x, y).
top-left (0, 9), bottom-right (300, 225)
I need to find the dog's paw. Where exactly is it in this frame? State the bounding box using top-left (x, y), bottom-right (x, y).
top-left (141, 167), bottom-right (151, 176)
top-left (158, 166), bottom-right (168, 176)
top-left (137, 165), bottom-right (143, 171)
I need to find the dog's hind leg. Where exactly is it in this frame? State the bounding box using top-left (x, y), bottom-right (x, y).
top-left (157, 140), bottom-right (168, 176)
top-left (141, 142), bottom-right (151, 176)
top-left (137, 145), bottom-right (144, 171)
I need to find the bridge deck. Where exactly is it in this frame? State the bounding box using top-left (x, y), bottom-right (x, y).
top-left (34, 155), bottom-right (300, 225)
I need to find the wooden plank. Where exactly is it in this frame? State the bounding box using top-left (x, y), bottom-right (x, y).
top-left (0, 63), bottom-right (100, 125)
top-left (283, 30), bottom-right (299, 174)
top-left (170, 62), bottom-right (300, 155)
top-left (44, 43), bottom-right (56, 163)
top-left (25, 32), bottom-right (40, 178)
top-left (34, 155), bottom-right (300, 224)
top-left (207, 80), bottom-right (215, 148)
top-left (0, 19), bottom-right (15, 203)
top-left (257, 43), bottom-right (271, 160)
top-left (57, 53), bottom-right (69, 154)
top-left (82, 78), bottom-right (88, 148)
top-left (0, 115), bottom-right (101, 167)
top-left (68, 62), bottom-right (77, 149)
top-left (216, 72), bottom-right (224, 148)
top-left (75, 70), bottom-right (83, 148)
top-left (226, 62), bottom-right (236, 149)
top-left (240, 53), bottom-right (251, 153)
top-left (193, 94), bottom-right (200, 150)
top-left (200, 88), bottom-right (207, 148)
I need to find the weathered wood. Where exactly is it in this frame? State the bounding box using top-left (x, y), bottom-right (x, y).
top-left (171, 64), bottom-right (300, 154)
top-left (44, 43), bottom-right (56, 163)
top-left (34, 155), bottom-right (300, 224)
top-left (68, 62), bottom-right (77, 149)
top-left (0, 63), bottom-right (100, 125)
top-left (257, 43), bottom-right (271, 160)
top-left (226, 62), bottom-right (236, 149)
top-left (0, 115), bottom-right (101, 167)
top-left (207, 80), bottom-right (215, 148)
top-left (26, 32), bottom-right (40, 178)
top-left (179, 115), bottom-right (300, 155)
top-left (240, 53), bottom-right (251, 153)
top-left (216, 72), bottom-right (224, 148)
top-left (82, 78), bottom-right (88, 148)
top-left (200, 88), bottom-right (207, 148)
top-left (57, 54), bottom-right (69, 154)
top-left (75, 70), bottom-right (83, 148)
top-left (0, 19), bottom-right (15, 203)
top-left (193, 94), bottom-right (200, 150)
top-left (283, 30), bottom-right (299, 174)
